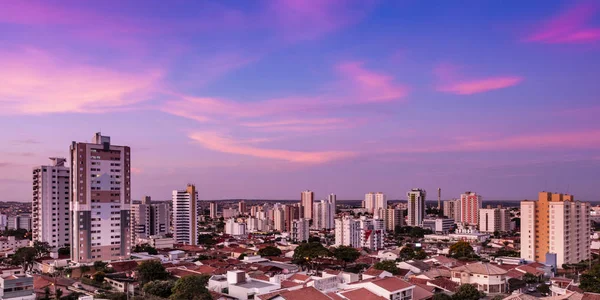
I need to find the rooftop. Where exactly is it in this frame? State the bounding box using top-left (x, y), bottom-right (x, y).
top-left (451, 262), bottom-right (507, 276)
top-left (371, 277), bottom-right (413, 292)
top-left (340, 288), bottom-right (386, 300)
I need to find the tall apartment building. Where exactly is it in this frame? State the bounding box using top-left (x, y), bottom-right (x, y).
top-left (291, 219), bottom-right (309, 243)
top-left (407, 188), bottom-right (426, 226)
top-left (209, 202), bottom-right (217, 219)
top-left (335, 216), bottom-right (361, 248)
top-left (131, 196), bottom-right (170, 245)
top-left (172, 184), bottom-right (199, 245)
top-left (238, 201), bottom-right (247, 215)
top-left (70, 133), bottom-right (131, 263)
top-left (32, 158), bottom-right (70, 248)
top-left (521, 192), bottom-right (590, 267)
top-left (384, 208), bottom-right (404, 232)
top-left (225, 219), bottom-right (246, 236)
top-left (8, 215), bottom-right (32, 231)
top-left (301, 190), bottom-right (314, 220)
top-left (363, 192), bottom-right (386, 216)
top-left (443, 199), bottom-right (461, 222)
top-left (460, 191), bottom-right (482, 225)
top-left (273, 207), bottom-right (285, 232)
top-left (479, 207), bottom-right (511, 233)
top-left (284, 205), bottom-right (299, 232)
top-left (312, 195), bottom-right (336, 230)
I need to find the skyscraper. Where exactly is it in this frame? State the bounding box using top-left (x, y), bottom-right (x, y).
top-left (238, 200), bottom-right (247, 215)
top-left (374, 192), bottom-right (387, 218)
top-left (70, 133), bottom-right (131, 263)
top-left (363, 192), bottom-right (385, 215)
top-left (273, 207), bottom-right (285, 232)
top-left (437, 188), bottom-right (441, 210)
top-left (443, 199), bottom-right (461, 222)
top-left (521, 192), bottom-right (590, 267)
top-left (335, 216), bottom-right (384, 250)
top-left (301, 190), bottom-right (314, 220)
top-left (384, 208), bottom-right (404, 232)
top-left (131, 196), bottom-right (170, 245)
top-left (334, 216), bottom-right (361, 248)
top-left (312, 194), bottom-right (336, 230)
top-left (32, 158), bottom-right (70, 248)
top-left (172, 184), bottom-right (199, 245)
top-left (407, 188), bottom-right (426, 226)
top-left (460, 191), bottom-right (482, 225)
top-left (291, 219), bottom-right (309, 243)
top-left (284, 204), bottom-right (299, 232)
top-left (209, 202), bottom-right (217, 219)
top-left (478, 206), bottom-right (511, 233)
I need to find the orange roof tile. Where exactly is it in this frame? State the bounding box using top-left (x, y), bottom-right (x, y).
top-left (341, 288), bottom-right (386, 300)
top-left (371, 277), bottom-right (413, 292)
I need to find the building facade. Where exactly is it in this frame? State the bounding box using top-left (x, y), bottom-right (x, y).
top-left (313, 195), bottom-right (336, 230)
top-left (209, 202), bottom-right (217, 219)
top-left (70, 133), bottom-right (131, 263)
top-left (521, 192), bottom-right (591, 267)
top-left (291, 219), bottom-right (309, 242)
top-left (225, 219), bottom-right (247, 236)
top-left (422, 218), bottom-right (454, 234)
top-left (407, 188), bottom-right (426, 227)
top-left (301, 190), bottom-right (314, 220)
top-left (479, 207), bottom-right (511, 233)
top-left (335, 216), bottom-right (361, 248)
top-left (172, 184), bottom-right (199, 245)
top-left (443, 199), bottom-right (461, 222)
top-left (460, 191), bottom-right (482, 225)
top-left (384, 208), bottom-right (404, 232)
top-left (32, 158), bottom-right (70, 248)
top-left (7, 215), bottom-right (31, 231)
top-left (335, 216), bottom-right (384, 250)
top-left (131, 196), bottom-right (170, 245)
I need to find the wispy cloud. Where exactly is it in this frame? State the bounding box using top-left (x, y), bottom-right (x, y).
top-left (0, 48), bottom-right (161, 114)
top-left (336, 61), bottom-right (408, 102)
top-left (434, 63), bottom-right (522, 95)
top-left (437, 77), bottom-right (523, 95)
top-left (189, 131), bottom-right (356, 163)
top-left (525, 1), bottom-right (600, 44)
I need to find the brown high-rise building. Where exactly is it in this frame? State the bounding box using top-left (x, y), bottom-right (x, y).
top-left (301, 190), bottom-right (314, 220)
top-left (521, 192), bottom-right (590, 267)
top-left (70, 133), bottom-right (131, 263)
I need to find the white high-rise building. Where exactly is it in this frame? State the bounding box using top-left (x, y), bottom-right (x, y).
top-left (359, 217), bottom-right (385, 250)
top-left (209, 202), bottom-right (217, 219)
top-left (312, 195), bottom-right (336, 230)
top-left (291, 219), bottom-right (309, 242)
top-left (32, 158), bottom-right (70, 248)
top-left (335, 216), bottom-right (361, 248)
top-left (301, 190), bottom-right (314, 220)
top-left (407, 188), bottom-right (426, 226)
top-left (172, 184), bottom-right (199, 245)
top-left (225, 219), bottom-right (246, 236)
top-left (384, 208), bottom-right (404, 232)
top-left (479, 207), bottom-right (511, 233)
top-left (443, 199), bottom-right (461, 222)
top-left (521, 192), bottom-right (590, 267)
top-left (131, 196), bottom-right (171, 245)
top-left (460, 191), bottom-right (482, 225)
top-left (363, 192), bottom-right (385, 215)
top-left (222, 208), bottom-right (237, 219)
top-left (374, 193), bottom-right (387, 218)
top-left (8, 215), bottom-right (32, 231)
top-left (70, 133), bottom-right (131, 263)
top-left (273, 208), bottom-right (285, 232)
top-left (246, 217), bottom-right (259, 232)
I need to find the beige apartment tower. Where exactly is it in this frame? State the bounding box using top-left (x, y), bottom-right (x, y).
top-left (70, 133), bottom-right (131, 263)
top-left (520, 192), bottom-right (590, 267)
top-left (173, 184), bottom-right (199, 245)
top-left (301, 190), bottom-right (314, 220)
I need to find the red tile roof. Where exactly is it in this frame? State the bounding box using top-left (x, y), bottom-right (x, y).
top-left (260, 287), bottom-right (332, 300)
top-left (412, 283), bottom-right (435, 300)
top-left (371, 277), bottom-right (413, 292)
top-left (363, 268), bottom-right (386, 277)
top-left (516, 265), bottom-right (545, 276)
top-left (281, 280), bottom-right (303, 288)
top-left (427, 278), bottom-right (459, 293)
top-left (341, 288), bottom-right (387, 300)
top-left (506, 269), bottom-right (525, 279)
top-left (289, 273), bottom-right (311, 282)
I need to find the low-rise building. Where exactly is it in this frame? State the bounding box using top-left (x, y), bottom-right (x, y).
top-left (422, 218), bottom-right (454, 234)
top-left (210, 270), bottom-right (280, 300)
top-left (0, 274), bottom-right (35, 300)
top-left (450, 262), bottom-right (508, 295)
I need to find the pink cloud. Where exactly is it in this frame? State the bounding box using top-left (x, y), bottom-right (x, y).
top-left (189, 131), bottom-right (356, 163)
top-left (0, 48), bottom-right (161, 114)
top-left (437, 76), bottom-right (523, 95)
top-left (336, 61), bottom-right (408, 102)
top-left (526, 2), bottom-right (600, 44)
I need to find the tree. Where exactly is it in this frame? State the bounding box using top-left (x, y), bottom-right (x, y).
top-left (11, 247), bottom-right (37, 272)
top-left (537, 283), bottom-right (550, 295)
top-left (143, 280), bottom-right (175, 298)
top-left (332, 246), bottom-right (360, 267)
top-left (449, 241), bottom-right (476, 259)
top-left (94, 261), bottom-right (108, 271)
top-left (308, 236), bottom-right (321, 243)
top-left (508, 278), bottom-right (526, 292)
top-left (451, 284), bottom-right (485, 300)
top-left (433, 294), bottom-right (452, 300)
top-left (292, 242), bottom-right (331, 270)
top-left (580, 263), bottom-right (600, 293)
top-left (170, 275), bottom-right (212, 300)
top-left (258, 246), bottom-right (282, 257)
top-left (55, 287), bottom-right (63, 300)
top-left (133, 243), bottom-right (158, 255)
top-left (414, 249), bottom-right (428, 260)
top-left (33, 241), bottom-right (51, 258)
top-left (93, 271), bottom-right (106, 283)
top-left (58, 247), bottom-right (70, 256)
top-left (373, 260), bottom-right (400, 275)
top-left (42, 286), bottom-right (51, 300)
top-left (399, 246), bottom-right (415, 261)
top-left (522, 272), bottom-right (538, 284)
top-left (2, 228), bottom-right (29, 239)
top-left (137, 260), bottom-right (169, 285)
top-left (197, 234), bottom-right (217, 247)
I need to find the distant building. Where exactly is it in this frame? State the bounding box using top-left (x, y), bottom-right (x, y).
top-left (7, 215), bottom-right (31, 231)
top-left (238, 201), bottom-right (247, 215)
top-left (32, 158), bottom-right (70, 248)
top-left (291, 219), bottom-right (309, 242)
top-left (225, 219), bottom-right (246, 236)
top-left (460, 191), bottom-right (482, 225)
top-left (363, 192), bottom-right (386, 217)
top-left (384, 208), bottom-right (404, 232)
top-left (479, 207), bottom-right (511, 233)
top-left (301, 190), bottom-right (314, 220)
top-left (173, 184), bottom-right (199, 245)
top-left (443, 199), bottom-right (461, 222)
top-left (223, 208), bottom-right (237, 219)
top-left (70, 132), bottom-right (131, 263)
top-left (209, 202), bottom-right (217, 219)
top-left (284, 205), bottom-right (300, 232)
top-left (407, 188), bottom-right (426, 226)
top-left (521, 192), bottom-right (590, 267)
top-left (335, 216), bottom-right (384, 250)
top-left (273, 207), bottom-right (285, 232)
top-left (335, 216), bottom-right (361, 248)
top-left (422, 218), bottom-right (454, 234)
top-left (131, 196), bottom-right (170, 245)
top-left (359, 217), bottom-right (385, 250)
top-left (313, 195), bottom-right (335, 230)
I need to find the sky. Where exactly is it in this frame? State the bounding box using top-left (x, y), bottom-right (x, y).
top-left (1, 0), bottom-right (600, 202)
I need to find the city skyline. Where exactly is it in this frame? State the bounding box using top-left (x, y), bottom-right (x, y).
top-left (1, 0), bottom-right (600, 202)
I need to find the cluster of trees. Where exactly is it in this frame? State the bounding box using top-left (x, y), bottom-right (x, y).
top-left (291, 243), bottom-right (361, 270)
top-left (133, 243), bottom-right (158, 255)
top-left (258, 246), bottom-right (282, 257)
top-left (580, 263), bottom-right (600, 293)
top-left (448, 241), bottom-right (479, 260)
top-left (11, 241), bottom-right (51, 271)
top-left (397, 245), bottom-right (427, 261)
top-left (432, 284), bottom-right (485, 300)
top-left (393, 226), bottom-right (433, 238)
top-left (137, 260), bottom-right (212, 300)
top-left (373, 260), bottom-right (400, 275)
top-left (1, 228), bottom-right (31, 239)
top-left (197, 234), bottom-right (218, 247)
